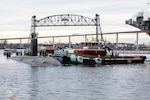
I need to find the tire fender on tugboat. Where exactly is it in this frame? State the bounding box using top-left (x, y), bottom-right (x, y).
top-left (94, 57), bottom-right (102, 64)
top-left (77, 56), bottom-right (83, 64)
top-left (70, 54), bottom-right (77, 63)
top-left (127, 58), bottom-right (132, 64)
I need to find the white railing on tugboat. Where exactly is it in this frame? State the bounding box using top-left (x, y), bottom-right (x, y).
top-left (114, 50), bottom-right (150, 54)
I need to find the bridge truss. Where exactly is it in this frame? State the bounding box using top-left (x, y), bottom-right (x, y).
top-left (30, 14), bottom-right (103, 42)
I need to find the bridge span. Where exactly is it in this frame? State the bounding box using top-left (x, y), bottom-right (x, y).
top-left (0, 30), bottom-right (145, 49)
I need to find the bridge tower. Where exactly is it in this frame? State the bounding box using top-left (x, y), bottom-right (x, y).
top-left (95, 14), bottom-right (103, 43)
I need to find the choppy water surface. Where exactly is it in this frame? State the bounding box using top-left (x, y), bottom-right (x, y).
top-left (0, 50), bottom-right (150, 100)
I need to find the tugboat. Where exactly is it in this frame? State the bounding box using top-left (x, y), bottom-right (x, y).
top-left (70, 41), bottom-right (107, 64)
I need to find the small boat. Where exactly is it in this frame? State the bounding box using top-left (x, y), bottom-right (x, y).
top-left (38, 44), bottom-right (54, 56)
top-left (3, 48), bottom-right (13, 57)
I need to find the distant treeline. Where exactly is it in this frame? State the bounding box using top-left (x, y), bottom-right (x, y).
top-left (0, 42), bottom-right (150, 51)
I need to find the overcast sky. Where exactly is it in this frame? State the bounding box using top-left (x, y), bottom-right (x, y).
top-left (0, 0), bottom-right (150, 43)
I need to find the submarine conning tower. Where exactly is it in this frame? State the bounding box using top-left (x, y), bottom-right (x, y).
top-left (31, 15), bottom-right (38, 56)
top-left (126, 9), bottom-right (150, 36)
top-left (31, 31), bottom-right (38, 56)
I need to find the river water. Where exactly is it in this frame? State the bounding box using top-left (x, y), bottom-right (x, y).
top-left (0, 50), bottom-right (150, 100)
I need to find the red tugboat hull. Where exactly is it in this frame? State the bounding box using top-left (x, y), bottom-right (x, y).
top-left (74, 49), bottom-right (106, 57)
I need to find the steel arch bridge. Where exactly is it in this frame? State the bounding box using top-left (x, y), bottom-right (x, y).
top-left (30, 14), bottom-right (103, 42)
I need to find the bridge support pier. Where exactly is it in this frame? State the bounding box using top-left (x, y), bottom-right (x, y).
top-left (116, 33), bottom-right (118, 49)
top-left (136, 33), bottom-right (139, 50)
top-left (53, 37), bottom-right (55, 49)
top-left (69, 36), bottom-right (71, 48)
top-left (20, 38), bottom-right (22, 48)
